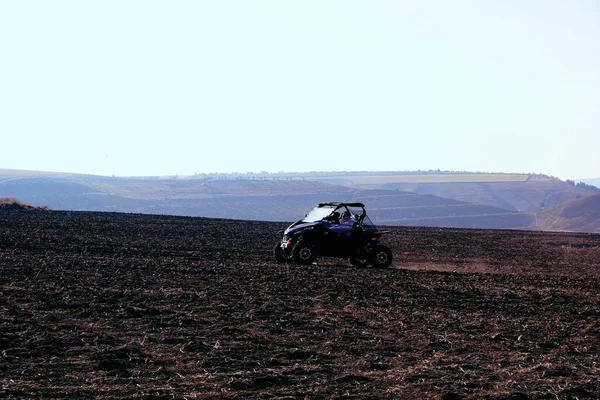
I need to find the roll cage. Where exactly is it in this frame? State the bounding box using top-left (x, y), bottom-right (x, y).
top-left (303, 202), bottom-right (376, 230)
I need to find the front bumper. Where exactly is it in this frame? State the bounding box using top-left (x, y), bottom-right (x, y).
top-left (280, 235), bottom-right (292, 250)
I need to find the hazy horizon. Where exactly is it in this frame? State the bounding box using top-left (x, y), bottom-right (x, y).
top-left (1, 1), bottom-right (599, 180)
top-left (2, 167), bottom-right (599, 184)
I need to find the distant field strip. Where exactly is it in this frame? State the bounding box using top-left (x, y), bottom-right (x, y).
top-left (331, 173), bottom-right (530, 184)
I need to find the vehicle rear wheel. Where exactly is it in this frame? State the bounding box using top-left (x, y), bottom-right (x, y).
top-left (274, 242), bottom-right (287, 263)
top-left (369, 245), bottom-right (393, 268)
top-left (293, 242), bottom-right (316, 265)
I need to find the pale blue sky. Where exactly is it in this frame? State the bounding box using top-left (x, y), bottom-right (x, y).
top-left (1, 1), bottom-right (599, 179)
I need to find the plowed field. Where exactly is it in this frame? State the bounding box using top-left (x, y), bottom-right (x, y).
top-left (1, 210), bottom-right (600, 399)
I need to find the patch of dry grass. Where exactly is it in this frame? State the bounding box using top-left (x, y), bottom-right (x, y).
top-left (0, 197), bottom-right (49, 210)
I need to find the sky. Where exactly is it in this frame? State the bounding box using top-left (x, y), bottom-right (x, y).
top-left (1, 1), bottom-right (599, 180)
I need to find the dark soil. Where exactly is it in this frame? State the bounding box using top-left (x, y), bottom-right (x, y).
top-left (1, 210), bottom-right (600, 399)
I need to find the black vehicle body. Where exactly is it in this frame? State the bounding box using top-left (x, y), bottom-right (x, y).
top-left (274, 202), bottom-right (393, 268)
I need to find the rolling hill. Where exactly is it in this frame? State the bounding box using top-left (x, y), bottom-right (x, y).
top-left (536, 192), bottom-right (600, 233)
top-left (0, 169), bottom-right (534, 229)
top-left (306, 172), bottom-right (594, 213)
top-left (2, 168), bottom-right (598, 232)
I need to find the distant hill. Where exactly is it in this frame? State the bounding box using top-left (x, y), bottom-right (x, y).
top-left (0, 168), bottom-right (534, 229)
top-left (306, 172), bottom-right (594, 213)
top-left (7, 168), bottom-right (600, 232)
top-left (536, 193), bottom-right (600, 233)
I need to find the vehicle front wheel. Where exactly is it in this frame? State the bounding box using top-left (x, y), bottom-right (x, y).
top-left (369, 245), bottom-right (393, 268)
top-left (292, 242), bottom-right (316, 265)
top-left (274, 242), bottom-right (287, 263)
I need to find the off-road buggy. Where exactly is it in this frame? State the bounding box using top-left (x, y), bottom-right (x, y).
top-left (274, 202), bottom-right (393, 268)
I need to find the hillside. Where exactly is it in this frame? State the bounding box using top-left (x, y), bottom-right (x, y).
top-left (307, 172), bottom-right (594, 213)
top-left (1, 210), bottom-right (600, 398)
top-left (0, 169), bottom-right (535, 229)
top-left (6, 168), bottom-right (600, 232)
top-left (537, 192), bottom-right (600, 233)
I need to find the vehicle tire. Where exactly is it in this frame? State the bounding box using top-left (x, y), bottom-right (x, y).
top-left (292, 242), bottom-right (316, 265)
top-left (350, 255), bottom-right (370, 267)
top-left (274, 242), bottom-right (287, 263)
top-left (369, 245), bottom-right (393, 268)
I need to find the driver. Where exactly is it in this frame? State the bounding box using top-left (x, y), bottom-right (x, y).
top-left (340, 211), bottom-right (354, 226)
top-left (329, 211), bottom-right (340, 224)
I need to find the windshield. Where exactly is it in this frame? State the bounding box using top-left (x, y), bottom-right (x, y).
top-left (302, 206), bottom-right (337, 222)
